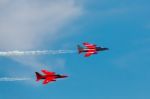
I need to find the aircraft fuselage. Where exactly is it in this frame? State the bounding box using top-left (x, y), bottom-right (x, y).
top-left (82, 47), bottom-right (109, 53)
top-left (40, 74), bottom-right (67, 80)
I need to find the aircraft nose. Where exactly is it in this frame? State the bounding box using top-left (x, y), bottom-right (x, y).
top-left (102, 48), bottom-right (109, 50)
top-left (105, 48), bottom-right (109, 50)
top-left (63, 75), bottom-right (68, 78)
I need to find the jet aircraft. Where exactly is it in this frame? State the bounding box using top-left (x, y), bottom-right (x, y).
top-left (77, 42), bottom-right (109, 57)
top-left (35, 70), bottom-right (68, 84)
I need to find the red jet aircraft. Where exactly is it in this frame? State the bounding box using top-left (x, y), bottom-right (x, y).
top-left (35, 70), bottom-right (68, 84)
top-left (77, 42), bottom-right (109, 57)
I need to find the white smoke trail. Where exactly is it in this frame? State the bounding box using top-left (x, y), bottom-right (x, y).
top-left (0, 77), bottom-right (31, 81)
top-left (0, 50), bottom-right (76, 56)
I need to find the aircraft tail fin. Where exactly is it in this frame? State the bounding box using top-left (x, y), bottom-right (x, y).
top-left (35, 72), bottom-right (43, 81)
top-left (77, 45), bottom-right (84, 54)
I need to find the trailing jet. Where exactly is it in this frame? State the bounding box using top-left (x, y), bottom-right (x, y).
top-left (35, 70), bottom-right (68, 84)
top-left (77, 42), bottom-right (109, 57)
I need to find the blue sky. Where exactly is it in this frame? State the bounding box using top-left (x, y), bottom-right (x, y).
top-left (0, 0), bottom-right (150, 99)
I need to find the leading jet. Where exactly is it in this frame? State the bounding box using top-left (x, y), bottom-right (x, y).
top-left (35, 69), bottom-right (68, 84)
top-left (77, 42), bottom-right (109, 57)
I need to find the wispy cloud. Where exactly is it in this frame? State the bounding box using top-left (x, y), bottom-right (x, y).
top-left (0, 0), bottom-right (82, 50)
top-left (0, 0), bottom-right (82, 70)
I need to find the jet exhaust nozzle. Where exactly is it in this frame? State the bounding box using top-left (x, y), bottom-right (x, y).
top-left (35, 72), bottom-right (43, 81)
top-left (77, 45), bottom-right (84, 54)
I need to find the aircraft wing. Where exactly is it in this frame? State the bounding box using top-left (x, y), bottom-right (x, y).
top-left (43, 77), bottom-right (56, 84)
top-left (41, 70), bottom-right (55, 75)
top-left (85, 52), bottom-right (93, 57)
top-left (83, 42), bottom-right (96, 49)
top-left (85, 50), bottom-right (97, 57)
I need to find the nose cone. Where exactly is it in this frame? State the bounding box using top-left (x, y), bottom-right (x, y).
top-left (104, 48), bottom-right (109, 50)
top-left (62, 75), bottom-right (68, 78)
top-left (100, 48), bottom-right (109, 51)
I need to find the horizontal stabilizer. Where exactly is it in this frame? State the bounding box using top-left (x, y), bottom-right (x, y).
top-left (35, 72), bottom-right (43, 81)
top-left (77, 45), bottom-right (84, 54)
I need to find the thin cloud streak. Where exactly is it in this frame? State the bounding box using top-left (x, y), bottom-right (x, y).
top-left (0, 0), bottom-right (83, 71)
